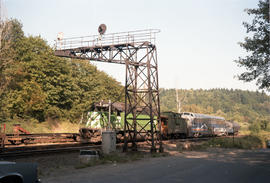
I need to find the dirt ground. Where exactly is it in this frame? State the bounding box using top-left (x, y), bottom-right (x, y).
top-left (2, 141), bottom-right (270, 183)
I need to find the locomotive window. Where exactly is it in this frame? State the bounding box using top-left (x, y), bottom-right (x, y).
top-left (163, 119), bottom-right (168, 125)
top-left (183, 113), bottom-right (189, 115)
top-left (161, 118), bottom-right (168, 125)
top-left (202, 124), bottom-right (208, 129)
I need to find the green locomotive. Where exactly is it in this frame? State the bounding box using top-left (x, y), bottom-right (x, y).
top-left (79, 101), bottom-right (157, 142)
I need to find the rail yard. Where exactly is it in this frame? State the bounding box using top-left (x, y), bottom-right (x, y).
top-left (0, 112), bottom-right (241, 160)
top-left (0, 108), bottom-right (240, 150)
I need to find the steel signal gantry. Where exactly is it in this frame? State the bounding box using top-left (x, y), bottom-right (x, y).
top-left (54, 29), bottom-right (163, 152)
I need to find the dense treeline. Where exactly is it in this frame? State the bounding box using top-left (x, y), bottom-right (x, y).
top-left (0, 19), bottom-right (123, 123)
top-left (160, 88), bottom-right (270, 129)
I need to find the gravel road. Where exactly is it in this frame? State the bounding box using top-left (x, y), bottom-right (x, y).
top-left (38, 148), bottom-right (270, 183)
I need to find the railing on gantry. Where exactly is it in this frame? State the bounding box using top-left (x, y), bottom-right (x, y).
top-left (55, 29), bottom-right (160, 50)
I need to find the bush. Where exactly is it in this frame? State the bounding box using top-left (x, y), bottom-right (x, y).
top-left (266, 124), bottom-right (270, 132)
top-left (45, 106), bottom-right (62, 120)
top-left (249, 122), bottom-right (261, 134)
top-left (206, 135), bottom-right (266, 149)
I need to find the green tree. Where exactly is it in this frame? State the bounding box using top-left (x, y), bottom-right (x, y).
top-left (0, 19), bottom-right (25, 120)
top-left (235, 0), bottom-right (270, 90)
top-left (0, 19), bottom-right (124, 123)
top-left (159, 88), bottom-right (270, 125)
top-left (0, 19), bottom-right (24, 95)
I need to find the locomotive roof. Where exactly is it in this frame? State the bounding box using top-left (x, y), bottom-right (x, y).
top-left (92, 101), bottom-right (157, 115)
top-left (162, 111), bottom-right (224, 120)
top-left (92, 101), bottom-right (125, 112)
top-left (181, 112), bottom-right (225, 120)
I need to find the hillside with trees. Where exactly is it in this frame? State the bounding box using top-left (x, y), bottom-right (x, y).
top-left (0, 19), bottom-right (123, 124)
top-left (160, 88), bottom-right (270, 131)
top-left (1, 20), bottom-right (269, 134)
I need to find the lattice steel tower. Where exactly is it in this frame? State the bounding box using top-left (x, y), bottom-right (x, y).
top-left (55, 27), bottom-right (163, 152)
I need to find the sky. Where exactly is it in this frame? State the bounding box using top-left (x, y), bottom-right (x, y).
top-left (4, 0), bottom-right (260, 91)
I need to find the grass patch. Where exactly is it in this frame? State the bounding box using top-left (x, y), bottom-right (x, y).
top-left (75, 152), bottom-right (145, 169)
top-left (205, 135), bottom-right (267, 149)
top-left (151, 152), bottom-right (169, 158)
top-left (257, 130), bottom-right (270, 141)
top-left (3, 119), bottom-right (82, 133)
top-left (75, 151), bottom-right (168, 169)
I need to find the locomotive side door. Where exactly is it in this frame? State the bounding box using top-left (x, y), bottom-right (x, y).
top-left (160, 116), bottom-right (168, 138)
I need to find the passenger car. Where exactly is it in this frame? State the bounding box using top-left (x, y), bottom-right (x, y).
top-left (161, 111), bottom-right (239, 138)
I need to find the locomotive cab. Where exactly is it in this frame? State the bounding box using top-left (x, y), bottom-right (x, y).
top-left (161, 115), bottom-right (168, 138)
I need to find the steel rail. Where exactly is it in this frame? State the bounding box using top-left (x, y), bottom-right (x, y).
top-left (0, 144), bottom-right (102, 158)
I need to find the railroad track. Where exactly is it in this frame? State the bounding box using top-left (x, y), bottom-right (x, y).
top-left (0, 136), bottom-right (234, 158)
top-left (0, 143), bottom-right (102, 158)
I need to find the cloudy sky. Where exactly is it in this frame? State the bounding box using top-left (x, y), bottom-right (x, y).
top-left (5, 0), bottom-right (260, 91)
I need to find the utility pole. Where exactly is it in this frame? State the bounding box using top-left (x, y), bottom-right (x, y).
top-left (175, 89), bottom-right (181, 113)
top-left (175, 89), bottom-right (178, 113)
